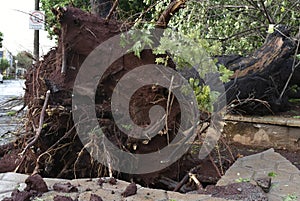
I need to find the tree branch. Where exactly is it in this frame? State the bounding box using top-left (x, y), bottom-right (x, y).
top-left (105, 0), bottom-right (119, 22)
top-left (156, 0), bottom-right (187, 28)
top-left (259, 0), bottom-right (274, 24)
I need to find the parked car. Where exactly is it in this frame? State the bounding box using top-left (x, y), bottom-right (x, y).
top-left (0, 73), bottom-right (3, 83)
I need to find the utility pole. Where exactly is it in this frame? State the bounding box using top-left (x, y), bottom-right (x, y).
top-left (34, 0), bottom-right (40, 61)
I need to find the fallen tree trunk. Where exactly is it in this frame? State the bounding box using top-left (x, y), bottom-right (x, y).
top-left (217, 26), bottom-right (298, 114)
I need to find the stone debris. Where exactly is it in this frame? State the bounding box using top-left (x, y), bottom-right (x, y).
top-left (53, 182), bottom-right (79, 193)
top-left (121, 182), bottom-right (137, 197)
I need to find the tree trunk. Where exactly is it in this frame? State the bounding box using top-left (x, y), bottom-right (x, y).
top-left (218, 25), bottom-right (297, 115)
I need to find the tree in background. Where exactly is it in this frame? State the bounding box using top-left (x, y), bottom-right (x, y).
top-left (14, 51), bottom-right (34, 70)
top-left (0, 32), bottom-right (3, 48)
top-left (0, 58), bottom-right (9, 73)
top-left (40, 0), bottom-right (299, 55)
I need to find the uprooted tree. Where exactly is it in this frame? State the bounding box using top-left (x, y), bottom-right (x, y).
top-left (14, 0), bottom-right (300, 188)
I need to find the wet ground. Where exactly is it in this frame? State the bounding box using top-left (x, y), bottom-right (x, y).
top-left (0, 79), bottom-right (26, 146)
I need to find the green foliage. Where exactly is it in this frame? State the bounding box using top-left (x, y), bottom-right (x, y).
top-left (167, 0), bottom-right (300, 55)
top-left (218, 64), bottom-right (234, 82)
top-left (40, 0), bottom-right (299, 55)
top-left (39, 0), bottom-right (300, 114)
top-left (6, 111), bottom-right (17, 116)
top-left (189, 78), bottom-right (220, 113)
top-left (117, 0), bottom-right (149, 20)
top-left (40, 0), bottom-right (91, 38)
top-left (121, 124), bottom-right (132, 131)
top-left (0, 32), bottom-right (3, 48)
top-left (0, 58), bottom-right (9, 73)
top-left (14, 51), bottom-right (33, 70)
top-left (268, 171), bottom-right (277, 177)
top-left (283, 194), bottom-right (298, 201)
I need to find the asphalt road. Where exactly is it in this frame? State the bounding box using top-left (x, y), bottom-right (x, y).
top-left (0, 79), bottom-right (26, 145)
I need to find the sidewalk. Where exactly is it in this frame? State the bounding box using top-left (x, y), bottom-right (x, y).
top-left (0, 149), bottom-right (299, 201)
top-left (217, 148), bottom-right (300, 201)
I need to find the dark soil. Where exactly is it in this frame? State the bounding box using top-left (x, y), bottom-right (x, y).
top-left (199, 182), bottom-right (268, 200)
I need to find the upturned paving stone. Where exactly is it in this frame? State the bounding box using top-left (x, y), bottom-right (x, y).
top-left (217, 148), bottom-right (300, 200)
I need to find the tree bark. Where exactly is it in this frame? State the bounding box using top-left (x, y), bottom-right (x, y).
top-left (219, 25), bottom-right (297, 114)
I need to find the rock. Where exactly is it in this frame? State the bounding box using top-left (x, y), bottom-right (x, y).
top-left (121, 182), bottom-right (137, 197)
top-left (90, 194), bottom-right (103, 201)
top-left (24, 174), bottom-right (48, 193)
top-left (53, 182), bottom-right (79, 193)
top-left (108, 178), bottom-right (117, 185)
top-left (255, 177), bottom-right (272, 193)
top-left (3, 189), bottom-right (32, 201)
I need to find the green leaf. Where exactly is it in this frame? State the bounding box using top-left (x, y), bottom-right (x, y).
top-left (268, 171), bottom-right (277, 177)
top-left (267, 24), bottom-right (275, 34)
top-left (6, 111), bottom-right (17, 116)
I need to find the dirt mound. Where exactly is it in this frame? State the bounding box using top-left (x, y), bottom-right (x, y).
top-left (21, 7), bottom-right (214, 188)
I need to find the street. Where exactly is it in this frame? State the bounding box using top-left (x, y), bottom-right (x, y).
top-left (0, 79), bottom-right (26, 145)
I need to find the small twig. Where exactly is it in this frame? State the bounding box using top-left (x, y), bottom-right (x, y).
top-left (208, 153), bottom-right (222, 178)
top-left (220, 137), bottom-right (235, 161)
top-left (189, 173), bottom-right (203, 189)
top-left (173, 165), bottom-right (203, 192)
top-left (279, 26), bottom-right (300, 100)
top-left (61, 26), bottom-right (68, 74)
top-left (84, 27), bottom-right (97, 39)
top-left (259, 0), bottom-right (274, 24)
top-left (165, 76), bottom-right (174, 144)
top-left (14, 90), bottom-right (50, 172)
top-left (22, 90), bottom-right (50, 156)
top-left (206, 26), bottom-right (266, 42)
top-left (216, 143), bottom-right (224, 175)
top-left (208, 4), bottom-right (256, 10)
top-left (32, 126), bottom-right (76, 174)
top-left (173, 174), bottom-right (189, 192)
top-left (105, 0), bottom-right (118, 21)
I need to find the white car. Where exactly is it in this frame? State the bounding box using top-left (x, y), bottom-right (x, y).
top-left (0, 73), bottom-right (3, 83)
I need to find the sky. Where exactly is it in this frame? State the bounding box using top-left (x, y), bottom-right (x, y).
top-left (0, 0), bottom-right (56, 56)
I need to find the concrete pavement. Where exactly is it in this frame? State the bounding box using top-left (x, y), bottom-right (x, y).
top-left (0, 148), bottom-right (299, 200)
